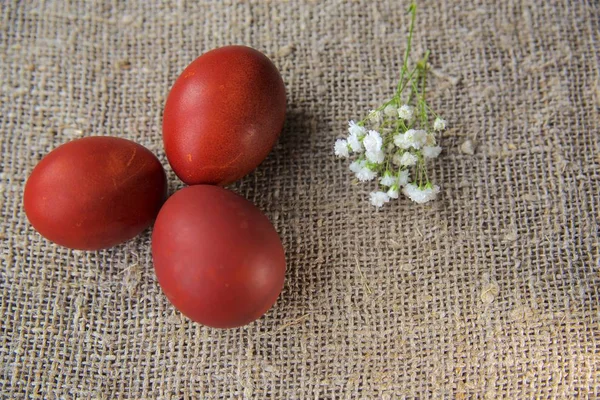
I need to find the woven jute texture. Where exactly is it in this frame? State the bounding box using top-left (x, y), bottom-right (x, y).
top-left (1, 0), bottom-right (599, 398)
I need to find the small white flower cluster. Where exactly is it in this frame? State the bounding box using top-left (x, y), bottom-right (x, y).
top-left (333, 1), bottom-right (448, 208)
top-left (334, 106), bottom-right (446, 207)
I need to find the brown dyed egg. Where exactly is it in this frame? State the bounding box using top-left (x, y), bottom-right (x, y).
top-left (24, 136), bottom-right (167, 250)
top-left (162, 45), bottom-right (286, 185)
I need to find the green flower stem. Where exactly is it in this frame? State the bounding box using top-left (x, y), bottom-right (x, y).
top-left (425, 103), bottom-right (441, 118)
top-left (398, 119), bottom-right (408, 132)
top-left (397, 2), bottom-right (417, 97)
top-left (397, 65), bottom-right (419, 100)
top-left (419, 50), bottom-right (430, 126)
top-left (421, 154), bottom-right (430, 187)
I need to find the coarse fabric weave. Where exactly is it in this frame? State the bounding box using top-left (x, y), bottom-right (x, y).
top-left (1, 0), bottom-right (599, 398)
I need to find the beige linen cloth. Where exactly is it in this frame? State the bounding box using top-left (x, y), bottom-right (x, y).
top-left (1, 0), bottom-right (598, 398)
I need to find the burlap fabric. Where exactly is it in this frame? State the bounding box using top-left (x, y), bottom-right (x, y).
top-left (1, 0), bottom-right (599, 398)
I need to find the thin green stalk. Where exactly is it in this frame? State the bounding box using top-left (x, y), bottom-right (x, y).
top-left (397, 65), bottom-right (418, 100)
top-left (419, 50), bottom-right (430, 126)
top-left (422, 154), bottom-right (429, 186)
top-left (397, 2), bottom-right (417, 96)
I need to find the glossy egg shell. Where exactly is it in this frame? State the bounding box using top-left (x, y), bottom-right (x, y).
top-left (151, 185), bottom-right (286, 328)
top-left (162, 45), bottom-right (286, 186)
top-left (24, 136), bottom-right (167, 250)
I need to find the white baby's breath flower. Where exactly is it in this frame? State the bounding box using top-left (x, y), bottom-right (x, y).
top-left (398, 104), bottom-right (414, 121)
top-left (370, 191), bottom-right (390, 207)
top-left (368, 110), bottom-right (383, 126)
top-left (356, 165), bottom-right (377, 181)
top-left (384, 104), bottom-right (398, 117)
top-left (433, 117), bottom-right (446, 131)
top-left (348, 132), bottom-right (364, 153)
top-left (334, 139), bottom-right (350, 158)
top-left (363, 130), bottom-right (383, 153)
top-left (394, 129), bottom-right (427, 150)
top-left (349, 159), bottom-right (365, 173)
top-left (393, 132), bottom-right (410, 149)
top-left (392, 153), bottom-right (403, 166)
top-left (348, 120), bottom-right (366, 137)
top-left (406, 129), bottom-right (427, 149)
top-left (422, 145), bottom-right (442, 159)
top-left (387, 186), bottom-right (399, 199)
top-left (402, 183), bottom-right (440, 204)
top-left (366, 150), bottom-right (385, 164)
top-left (380, 172), bottom-right (396, 187)
top-left (398, 169), bottom-right (410, 186)
top-left (399, 152), bottom-right (418, 166)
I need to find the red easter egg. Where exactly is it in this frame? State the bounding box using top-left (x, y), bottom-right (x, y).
top-left (163, 45), bottom-right (286, 185)
top-left (151, 185), bottom-right (286, 328)
top-left (24, 136), bottom-right (167, 250)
